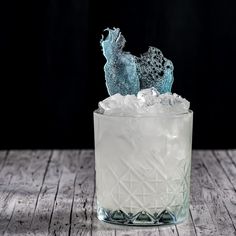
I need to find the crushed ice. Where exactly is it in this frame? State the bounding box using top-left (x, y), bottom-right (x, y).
top-left (98, 88), bottom-right (190, 116)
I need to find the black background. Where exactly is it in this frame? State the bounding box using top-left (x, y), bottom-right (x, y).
top-left (0, 0), bottom-right (235, 149)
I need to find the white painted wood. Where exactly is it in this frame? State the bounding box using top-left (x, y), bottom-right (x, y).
top-left (176, 210), bottom-right (197, 236)
top-left (115, 226), bottom-right (159, 236)
top-left (137, 230), bottom-right (159, 236)
top-left (0, 151), bottom-right (51, 235)
top-left (158, 225), bottom-right (178, 236)
top-left (92, 216), bottom-right (116, 236)
top-left (228, 150), bottom-right (236, 166)
top-left (0, 151), bottom-right (18, 234)
top-left (0, 150), bottom-right (32, 185)
top-left (190, 151), bottom-right (220, 236)
top-left (70, 150), bottom-right (96, 236)
top-left (193, 151), bottom-right (236, 236)
top-left (0, 151), bottom-right (8, 173)
top-left (115, 230), bottom-right (139, 236)
top-left (204, 151), bottom-right (236, 232)
top-left (213, 150), bottom-right (236, 191)
top-left (31, 150), bottom-right (79, 236)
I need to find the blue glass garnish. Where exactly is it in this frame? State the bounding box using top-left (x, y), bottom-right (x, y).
top-left (101, 28), bottom-right (174, 96)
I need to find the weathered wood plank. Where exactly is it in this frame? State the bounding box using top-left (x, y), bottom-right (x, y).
top-left (213, 150), bottom-right (236, 191)
top-left (115, 226), bottom-right (158, 236)
top-left (0, 151), bottom-right (31, 185)
top-left (0, 187), bottom-right (16, 235)
top-left (137, 230), bottom-right (159, 236)
top-left (201, 151), bottom-right (233, 190)
top-left (0, 151), bottom-right (51, 235)
top-left (11, 151), bottom-right (52, 186)
top-left (47, 150), bottom-right (84, 236)
top-left (218, 150), bottom-right (236, 230)
top-left (29, 150), bottom-right (64, 235)
top-left (157, 226), bottom-right (178, 236)
top-left (92, 216), bottom-right (116, 236)
top-left (115, 229), bottom-right (139, 236)
top-left (188, 156), bottom-right (216, 236)
top-left (30, 150), bottom-right (79, 236)
top-left (48, 170), bottom-right (76, 236)
top-left (190, 151), bottom-right (220, 236)
top-left (70, 150), bottom-right (97, 236)
top-left (0, 151), bottom-right (8, 173)
top-left (0, 151), bottom-right (20, 234)
top-left (190, 204), bottom-right (218, 236)
top-left (0, 151), bottom-right (39, 234)
top-left (193, 151), bottom-right (236, 236)
top-left (47, 150), bottom-right (99, 236)
top-left (228, 150), bottom-right (236, 166)
top-left (176, 211), bottom-right (197, 236)
top-left (203, 150), bottom-right (236, 231)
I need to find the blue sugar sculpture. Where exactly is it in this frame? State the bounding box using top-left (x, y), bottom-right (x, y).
top-left (101, 28), bottom-right (174, 96)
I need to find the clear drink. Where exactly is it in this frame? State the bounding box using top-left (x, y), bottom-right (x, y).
top-left (94, 110), bottom-right (193, 226)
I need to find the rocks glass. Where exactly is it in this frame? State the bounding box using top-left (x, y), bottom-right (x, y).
top-left (94, 110), bottom-right (193, 226)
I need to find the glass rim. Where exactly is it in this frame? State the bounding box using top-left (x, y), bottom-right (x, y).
top-left (94, 109), bottom-right (193, 118)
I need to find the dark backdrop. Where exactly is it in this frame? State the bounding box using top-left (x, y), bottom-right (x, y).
top-left (0, 0), bottom-right (235, 149)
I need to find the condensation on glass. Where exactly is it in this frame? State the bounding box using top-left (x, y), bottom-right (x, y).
top-left (94, 110), bottom-right (193, 226)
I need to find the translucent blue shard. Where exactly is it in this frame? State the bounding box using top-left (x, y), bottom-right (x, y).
top-left (101, 28), bottom-right (174, 96)
top-left (100, 28), bottom-right (140, 96)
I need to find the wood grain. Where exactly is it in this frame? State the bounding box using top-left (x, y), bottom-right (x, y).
top-left (0, 150), bottom-right (235, 236)
top-left (191, 150), bottom-right (236, 236)
top-left (0, 151), bottom-right (51, 235)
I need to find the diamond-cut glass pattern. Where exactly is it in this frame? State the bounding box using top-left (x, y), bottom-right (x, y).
top-left (96, 153), bottom-right (191, 225)
top-left (94, 111), bottom-right (193, 225)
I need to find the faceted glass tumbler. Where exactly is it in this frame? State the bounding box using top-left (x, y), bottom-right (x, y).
top-left (93, 110), bottom-right (193, 226)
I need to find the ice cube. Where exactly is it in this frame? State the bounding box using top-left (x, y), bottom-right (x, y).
top-left (98, 93), bottom-right (124, 114)
top-left (148, 93), bottom-right (190, 114)
top-left (124, 94), bottom-right (141, 111)
top-left (98, 89), bottom-right (189, 116)
top-left (137, 87), bottom-right (160, 106)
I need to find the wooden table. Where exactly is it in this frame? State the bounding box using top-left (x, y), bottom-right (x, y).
top-left (0, 150), bottom-right (235, 236)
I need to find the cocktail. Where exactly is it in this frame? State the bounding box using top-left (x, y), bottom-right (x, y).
top-left (94, 28), bottom-right (193, 226)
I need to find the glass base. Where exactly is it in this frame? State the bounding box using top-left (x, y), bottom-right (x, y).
top-left (97, 207), bottom-right (187, 226)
